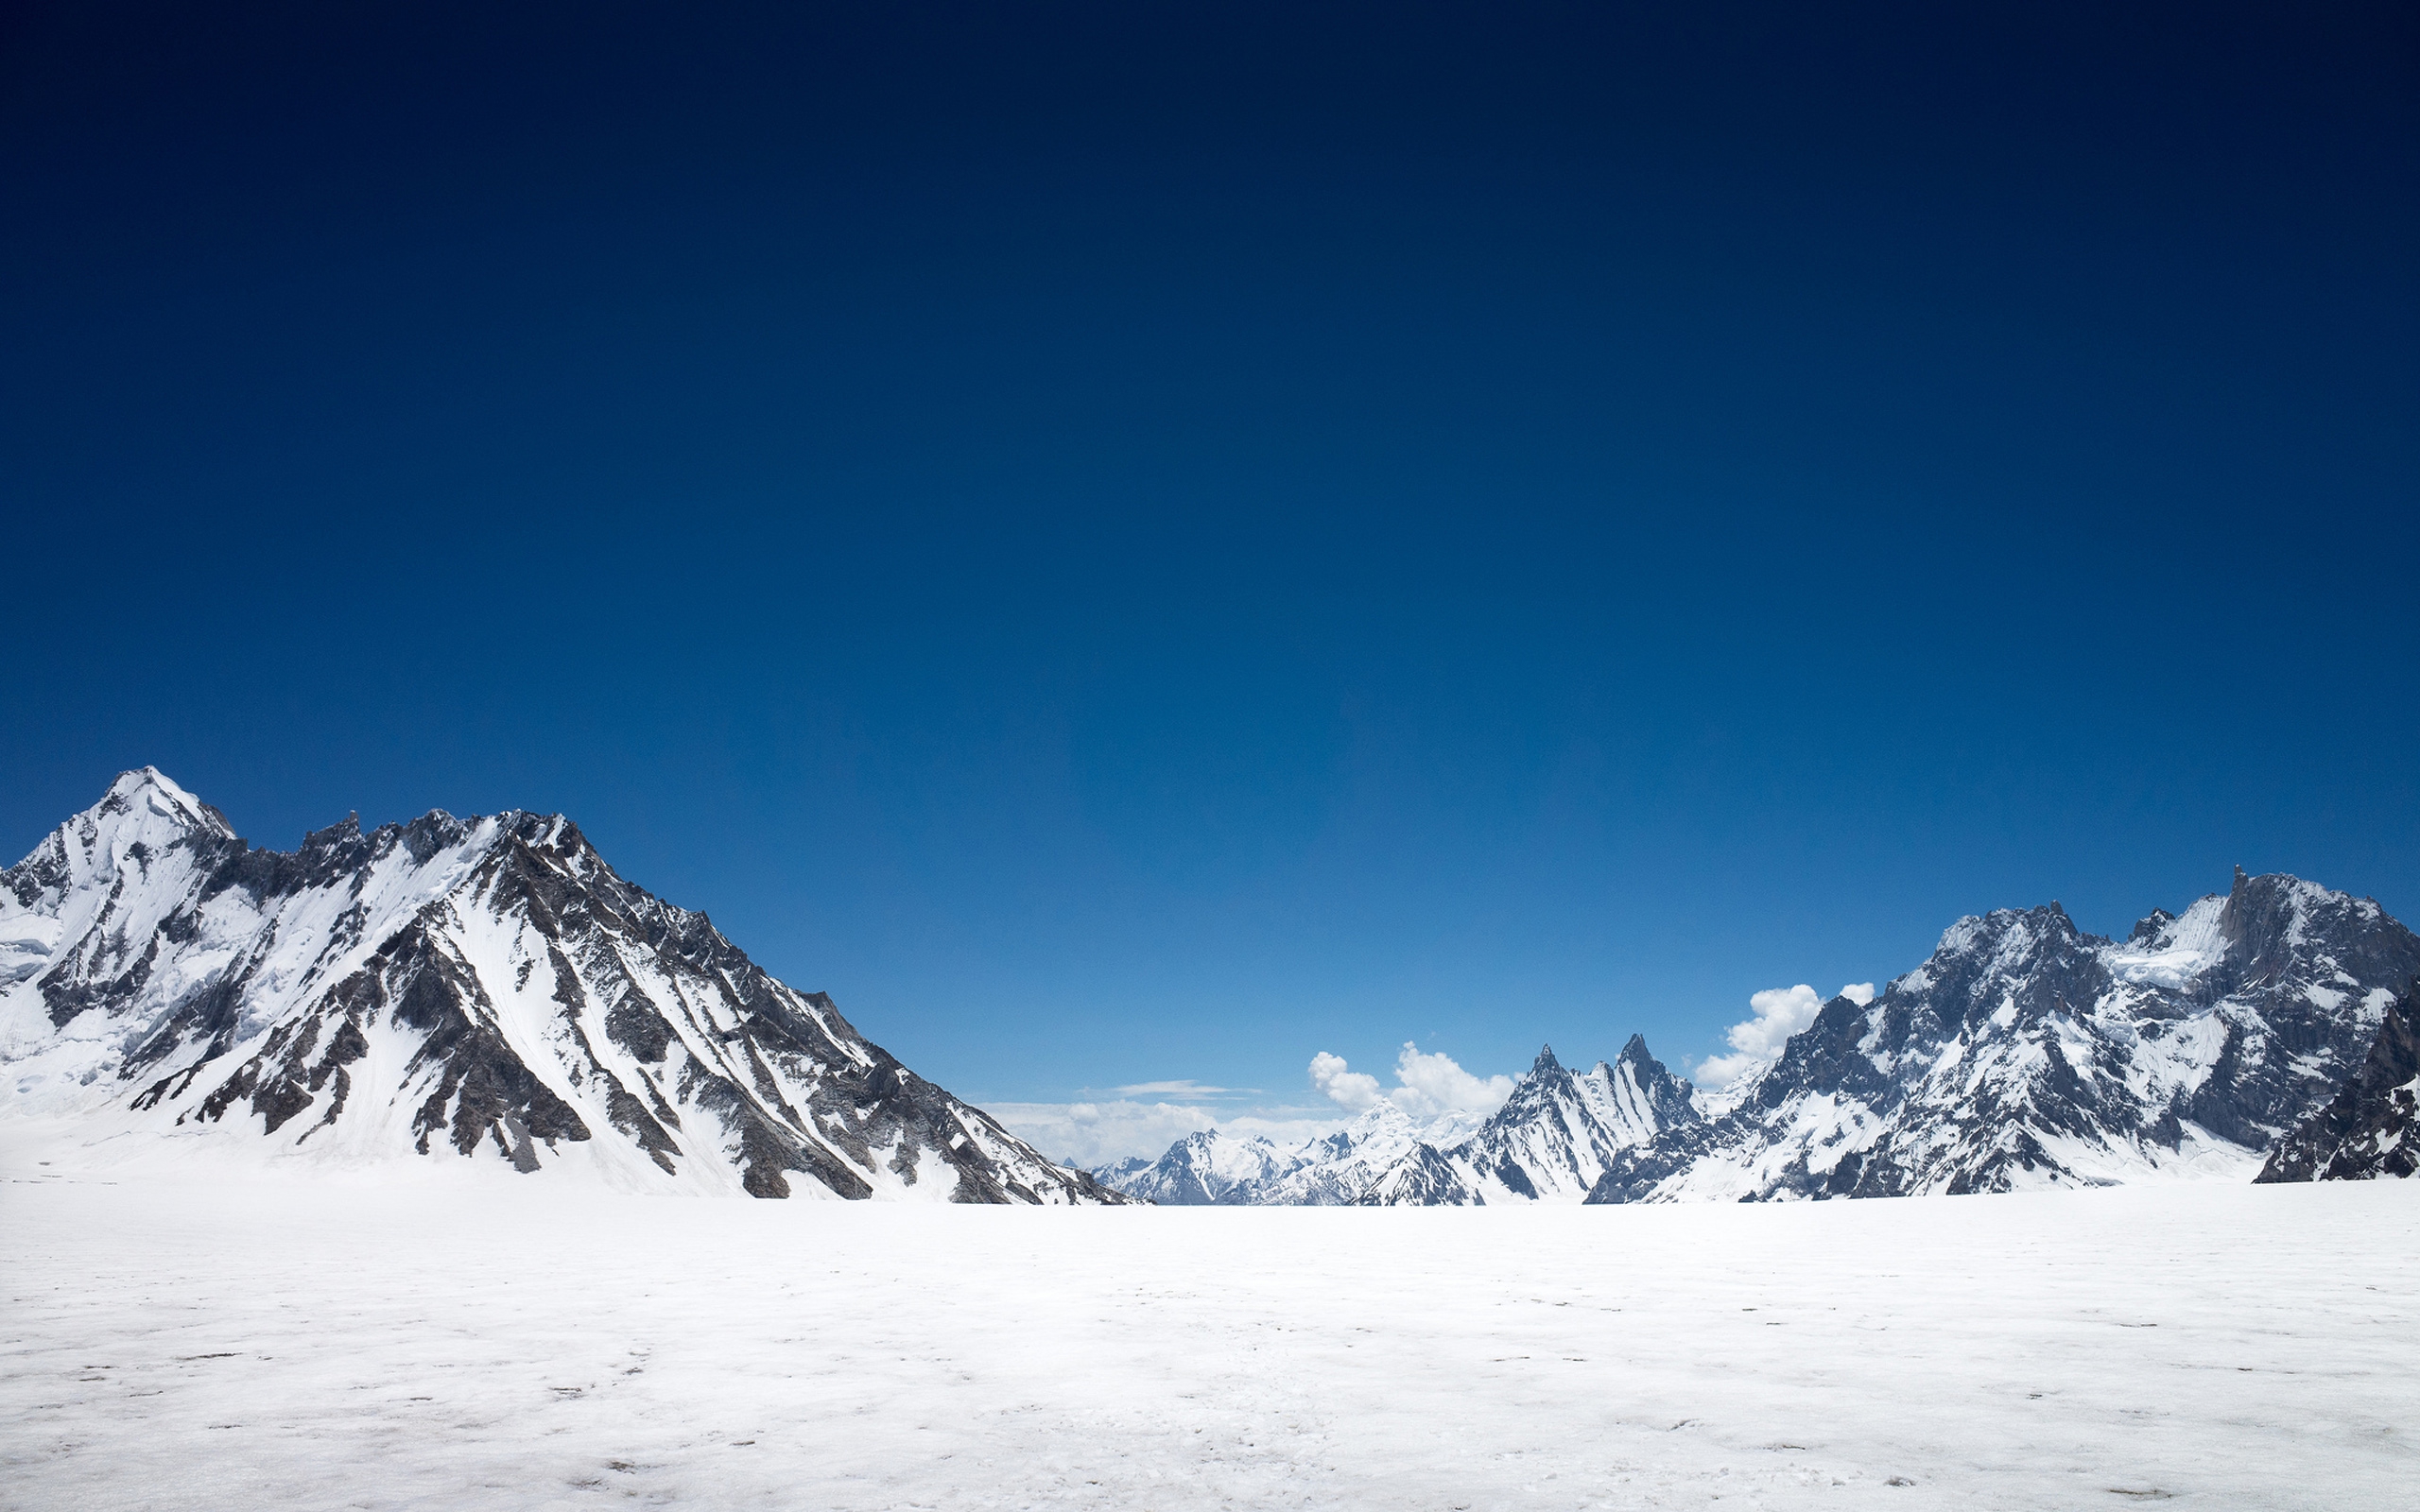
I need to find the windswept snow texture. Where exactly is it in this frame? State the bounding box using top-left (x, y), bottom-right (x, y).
top-left (1588, 870), bottom-right (2420, 1203)
top-left (2, 1173), bottom-right (2412, 1510)
top-left (1098, 1037), bottom-right (1697, 1205)
top-left (0, 769), bottom-right (1116, 1203)
top-left (2258, 986), bottom-right (2420, 1182)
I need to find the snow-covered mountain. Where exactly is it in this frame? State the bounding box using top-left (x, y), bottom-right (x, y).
top-left (1109, 1127), bottom-right (1312, 1205)
top-left (1588, 869), bottom-right (2420, 1202)
top-left (1361, 1038), bottom-right (1698, 1204)
top-left (1093, 1036), bottom-right (1699, 1206)
top-left (1, 769), bottom-right (1122, 1202)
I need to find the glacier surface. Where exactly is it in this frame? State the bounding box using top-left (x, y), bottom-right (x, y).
top-left (2, 1163), bottom-right (2411, 1510)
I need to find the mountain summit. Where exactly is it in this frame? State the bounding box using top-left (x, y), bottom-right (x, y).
top-left (2, 771), bottom-right (1120, 1202)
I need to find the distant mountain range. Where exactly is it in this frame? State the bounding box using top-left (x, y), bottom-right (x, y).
top-left (2, 769), bottom-right (1121, 1202)
top-left (1094, 868), bottom-right (2419, 1203)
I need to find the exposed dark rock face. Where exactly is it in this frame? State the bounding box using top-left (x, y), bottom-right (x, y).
top-left (1587, 870), bottom-right (2420, 1202)
top-left (1615, 1033), bottom-right (1696, 1125)
top-left (3, 768), bottom-right (1122, 1204)
top-left (2257, 987), bottom-right (2420, 1183)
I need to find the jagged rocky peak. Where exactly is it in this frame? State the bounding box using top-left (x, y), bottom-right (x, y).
top-left (1614, 1033), bottom-right (1696, 1125)
top-left (2129, 908), bottom-right (2177, 944)
top-left (9, 766), bottom-right (232, 902)
top-left (2, 770), bottom-right (1122, 1204)
top-left (97, 765), bottom-right (236, 838)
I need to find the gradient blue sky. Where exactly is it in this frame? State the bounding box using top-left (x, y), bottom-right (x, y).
top-left (6, 4), bottom-right (2415, 1130)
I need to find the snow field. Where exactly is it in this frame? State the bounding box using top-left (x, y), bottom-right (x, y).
top-left (2, 1177), bottom-right (2413, 1510)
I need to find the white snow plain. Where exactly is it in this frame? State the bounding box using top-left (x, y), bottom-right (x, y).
top-left (3, 1170), bottom-right (2413, 1511)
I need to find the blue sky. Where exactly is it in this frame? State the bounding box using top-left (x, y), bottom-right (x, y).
top-left (6, 4), bottom-right (2415, 1156)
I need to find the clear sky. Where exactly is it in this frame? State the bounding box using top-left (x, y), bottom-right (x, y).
top-left (6, 4), bottom-right (2415, 1157)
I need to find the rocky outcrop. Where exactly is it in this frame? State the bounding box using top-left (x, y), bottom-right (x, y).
top-left (2256, 987), bottom-right (2419, 1183)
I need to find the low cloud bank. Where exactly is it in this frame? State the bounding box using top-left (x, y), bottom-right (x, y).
top-left (987, 1100), bottom-right (1342, 1170)
top-left (1110, 1080), bottom-right (1236, 1101)
top-left (1695, 982), bottom-right (1876, 1088)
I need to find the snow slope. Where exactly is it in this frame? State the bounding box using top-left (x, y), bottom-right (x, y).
top-left (1, 770), bottom-right (1115, 1203)
top-left (3, 1166), bottom-right (2411, 1510)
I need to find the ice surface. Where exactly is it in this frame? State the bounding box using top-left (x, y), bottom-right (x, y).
top-left (3, 1164), bottom-right (2411, 1511)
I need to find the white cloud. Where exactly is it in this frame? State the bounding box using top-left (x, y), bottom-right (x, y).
top-left (1308, 1043), bottom-right (1514, 1122)
top-left (1386, 1043), bottom-right (1515, 1120)
top-left (1308, 1051), bottom-right (1383, 1112)
top-left (1696, 984), bottom-right (1814, 1089)
top-left (1694, 983), bottom-right (1873, 1088)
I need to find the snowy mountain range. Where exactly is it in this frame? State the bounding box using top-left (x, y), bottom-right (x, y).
top-left (1093, 868), bottom-right (2419, 1204)
top-left (1095, 1035), bottom-right (1699, 1205)
top-left (1, 769), bottom-right (1121, 1202)
top-left (1098, 1094), bottom-right (1478, 1206)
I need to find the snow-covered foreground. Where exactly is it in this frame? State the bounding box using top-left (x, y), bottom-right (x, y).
top-left (3, 1176), bottom-right (2413, 1511)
